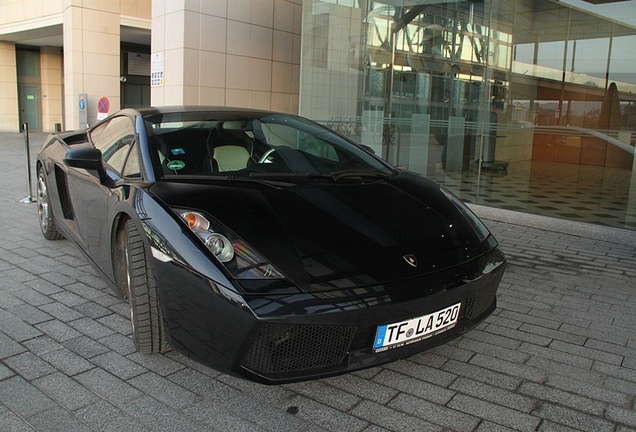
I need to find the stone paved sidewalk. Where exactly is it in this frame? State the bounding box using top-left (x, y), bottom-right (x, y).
top-left (1, 132), bottom-right (635, 432)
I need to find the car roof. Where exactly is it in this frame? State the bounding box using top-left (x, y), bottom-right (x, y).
top-left (134, 106), bottom-right (278, 117)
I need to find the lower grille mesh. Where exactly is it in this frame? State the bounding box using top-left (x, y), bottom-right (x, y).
top-left (241, 324), bottom-right (356, 375)
top-left (464, 272), bottom-right (502, 319)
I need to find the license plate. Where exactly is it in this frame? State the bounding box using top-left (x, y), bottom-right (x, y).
top-left (373, 302), bottom-right (461, 352)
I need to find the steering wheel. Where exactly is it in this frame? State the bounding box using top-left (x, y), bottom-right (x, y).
top-left (259, 148), bottom-right (277, 164)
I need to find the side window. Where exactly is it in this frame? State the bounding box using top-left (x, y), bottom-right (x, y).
top-left (122, 142), bottom-right (141, 177)
top-left (89, 116), bottom-right (136, 175)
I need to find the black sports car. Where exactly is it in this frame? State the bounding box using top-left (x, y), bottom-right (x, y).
top-left (36, 106), bottom-right (505, 383)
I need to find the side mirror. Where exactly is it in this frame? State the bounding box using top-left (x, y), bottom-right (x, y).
top-left (359, 144), bottom-right (376, 155)
top-left (64, 148), bottom-right (109, 183)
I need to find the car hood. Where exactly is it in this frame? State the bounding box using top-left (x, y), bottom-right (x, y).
top-left (150, 174), bottom-right (491, 293)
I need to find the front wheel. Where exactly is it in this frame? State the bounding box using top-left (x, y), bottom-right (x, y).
top-left (122, 219), bottom-right (169, 354)
top-left (36, 166), bottom-right (64, 240)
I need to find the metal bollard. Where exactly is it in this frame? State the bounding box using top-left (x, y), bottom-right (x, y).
top-left (17, 123), bottom-right (35, 204)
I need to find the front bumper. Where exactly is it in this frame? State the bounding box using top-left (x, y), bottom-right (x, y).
top-left (153, 247), bottom-right (505, 384)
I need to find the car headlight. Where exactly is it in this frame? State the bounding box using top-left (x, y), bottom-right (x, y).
top-left (176, 209), bottom-right (284, 279)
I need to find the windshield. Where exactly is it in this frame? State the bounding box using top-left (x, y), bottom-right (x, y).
top-left (144, 111), bottom-right (394, 181)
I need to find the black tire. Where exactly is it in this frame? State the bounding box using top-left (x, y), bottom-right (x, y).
top-left (122, 219), bottom-right (169, 354)
top-left (36, 166), bottom-right (64, 240)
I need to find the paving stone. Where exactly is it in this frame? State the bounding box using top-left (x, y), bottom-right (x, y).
top-left (276, 394), bottom-right (368, 432)
top-left (0, 314), bottom-right (43, 342)
top-left (74, 368), bottom-right (142, 405)
top-left (0, 375), bottom-right (56, 417)
top-left (34, 319), bottom-right (82, 342)
top-left (545, 374), bottom-right (632, 407)
top-left (469, 353), bottom-right (547, 382)
top-left (533, 403), bottom-right (615, 432)
top-left (126, 352), bottom-right (185, 376)
top-left (67, 317), bottom-right (114, 339)
top-left (383, 359), bottom-right (457, 387)
top-left (549, 340), bottom-right (624, 365)
top-left (372, 369), bottom-right (455, 405)
top-left (21, 335), bottom-right (63, 356)
top-left (39, 348), bottom-right (95, 376)
top-left (321, 373), bottom-right (400, 405)
top-left (97, 333), bottom-right (136, 356)
top-left (38, 302), bottom-right (84, 322)
top-left (3, 351), bottom-right (56, 380)
top-left (0, 403), bottom-right (37, 432)
top-left (62, 335), bottom-right (110, 358)
top-left (606, 406), bottom-right (636, 429)
top-left (90, 351), bottom-right (147, 380)
top-left (75, 400), bottom-right (154, 432)
top-left (349, 400), bottom-right (441, 432)
top-left (447, 394), bottom-right (541, 431)
top-left (26, 406), bottom-right (92, 432)
top-left (50, 290), bottom-right (86, 307)
top-left (441, 359), bottom-right (522, 391)
top-left (0, 362), bottom-right (15, 380)
top-left (183, 399), bottom-right (266, 432)
top-left (128, 371), bottom-right (200, 410)
top-left (6, 304), bottom-right (53, 325)
top-left (96, 312), bottom-right (132, 334)
top-left (32, 372), bottom-right (99, 411)
top-left (119, 396), bottom-right (207, 432)
top-left (0, 331), bottom-right (27, 359)
top-left (389, 392), bottom-right (480, 431)
top-left (72, 301), bottom-right (111, 319)
top-left (283, 380), bottom-right (361, 412)
top-left (450, 377), bottom-right (537, 413)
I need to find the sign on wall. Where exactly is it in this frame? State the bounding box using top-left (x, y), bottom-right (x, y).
top-left (128, 53), bottom-right (150, 76)
top-left (97, 97), bottom-right (110, 121)
top-left (151, 52), bottom-right (164, 87)
top-left (78, 93), bottom-right (88, 129)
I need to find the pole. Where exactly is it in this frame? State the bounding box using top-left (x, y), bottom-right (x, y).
top-left (18, 123), bottom-right (35, 204)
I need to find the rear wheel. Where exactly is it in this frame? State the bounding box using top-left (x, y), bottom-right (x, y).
top-left (122, 219), bottom-right (169, 353)
top-left (36, 166), bottom-right (63, 240)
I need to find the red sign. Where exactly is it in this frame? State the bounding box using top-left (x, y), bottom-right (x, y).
top-left (97, 97), bottom-right (110, 114)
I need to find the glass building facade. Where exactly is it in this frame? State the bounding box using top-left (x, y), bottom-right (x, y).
top-left (299, 0), bottom-right (636, 230)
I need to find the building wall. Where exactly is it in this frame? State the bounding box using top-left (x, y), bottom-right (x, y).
top-left (0, 0), bottom-right (64, 24)
top-left (40, 46), bottom-right (63, 132)
top-left (0, 41), bottom-right (18, 131)
top-left (0, 0), bottom-right (152, 130)
top-left (63, 4), bottom-right (122, 129)
top-left (150, 0), bottom-right (302, 113)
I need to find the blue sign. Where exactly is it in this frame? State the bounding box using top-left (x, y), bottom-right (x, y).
top-left (79, 99), bottom-right (85, 109)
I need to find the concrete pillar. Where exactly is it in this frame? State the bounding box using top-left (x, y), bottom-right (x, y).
top-left (40, 47), bottom-right (64, 132)
top-left (151, 0), bottom-right (301, 113)
top-left (0, 41), bottom-right (19, 132)
top-left (63, 2), bottom-right (121, 129)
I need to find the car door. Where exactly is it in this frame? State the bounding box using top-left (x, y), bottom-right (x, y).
top-left (65, 115), bottom-right (138, 276)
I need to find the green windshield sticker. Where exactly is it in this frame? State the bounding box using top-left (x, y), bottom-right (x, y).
top-left (167, 160), bottom-right (185, 171)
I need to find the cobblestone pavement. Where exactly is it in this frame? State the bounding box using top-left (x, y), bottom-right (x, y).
top-left (1, 132), bottom-right (635, 432)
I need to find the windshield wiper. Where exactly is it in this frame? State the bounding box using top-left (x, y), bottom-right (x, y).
top-left (248, 170), bottom-right (396, 184)
top-left (329, 169), bottom-right (395, 182)
top-left (249, 172), bottom-right (332, 181)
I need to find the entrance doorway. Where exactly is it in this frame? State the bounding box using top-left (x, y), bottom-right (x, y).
top-left (18, 85), bottom-right (40, 131)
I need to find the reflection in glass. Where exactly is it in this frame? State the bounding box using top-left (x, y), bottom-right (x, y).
top-left (300, 0), bottom-right (636, 230)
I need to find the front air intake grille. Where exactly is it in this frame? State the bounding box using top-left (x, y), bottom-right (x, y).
top-left (464, 272), bottom-right (502, 319)
top-left (241, 324), bottom-right (356, 375)
top-left (54, 165), bottom-right (74, 220)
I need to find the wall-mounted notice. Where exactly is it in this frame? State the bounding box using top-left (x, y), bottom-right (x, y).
top-left (128, 53), bottom-right (150, 76)
top-left (151, 52), bottom-right (164, 87)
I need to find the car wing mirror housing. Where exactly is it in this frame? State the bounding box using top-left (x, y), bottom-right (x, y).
top-left (359, 144), bottom-right (375, 154)
top-left (64, 148), bottom-right (109, 184)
